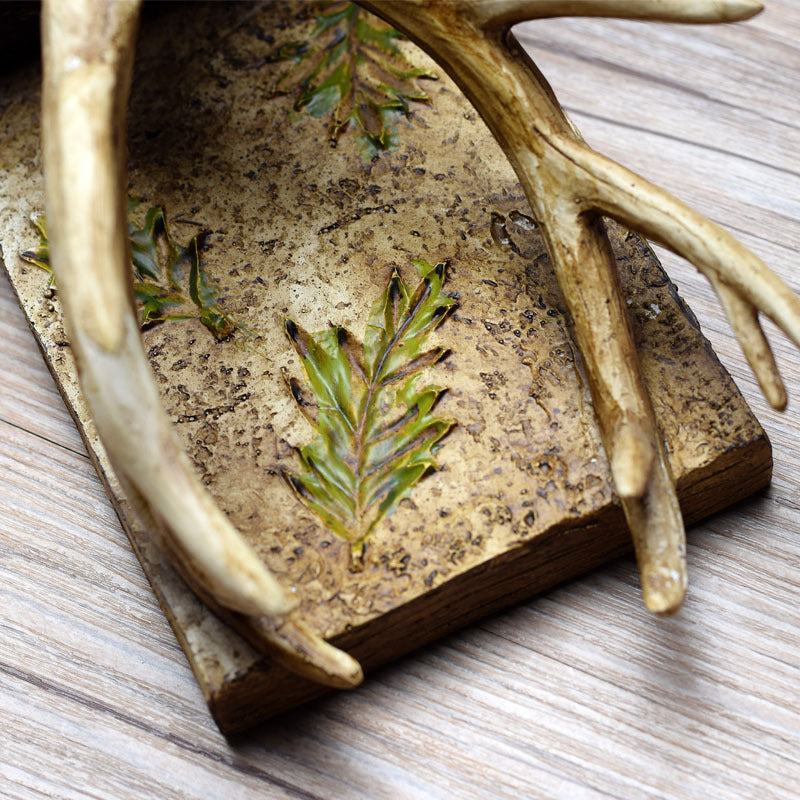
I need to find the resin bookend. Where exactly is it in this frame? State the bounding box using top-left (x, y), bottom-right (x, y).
top-left (0, 2), bottom-right (772, 731)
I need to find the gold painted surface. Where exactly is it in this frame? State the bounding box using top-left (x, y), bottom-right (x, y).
top-left (0, 1), bottom-right (769, 731)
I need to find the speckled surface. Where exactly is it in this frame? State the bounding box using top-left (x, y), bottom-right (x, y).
top-left (0, 1), bottom-right (770, 731)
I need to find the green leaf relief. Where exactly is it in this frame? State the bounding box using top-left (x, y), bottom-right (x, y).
top-left (270, 1), bottom-right (436, 159)
top-left (21, 203), bottom-right (237, 341)
top-left (19, 215), bottom-right (54, 287)
top-left (285, 259), bottom-right (456, 566)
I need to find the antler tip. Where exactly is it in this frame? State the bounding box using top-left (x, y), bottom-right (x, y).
top-left (760, 371), bottom-right (788, 411)
top-left (611, 418), bottom-right (655, 500)
top-left (253, 615), bottom-right (365, 689)
top-left (723, 0), bottom-right (764, 21)
top-left (642, 569), bottom-right (687, 616)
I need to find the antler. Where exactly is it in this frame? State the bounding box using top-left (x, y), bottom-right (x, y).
top-left (361, 0), bottom-right (800, 614)
top-left (40, 0), bottom-right (362, 688)
top-left (41, 0), bottom-right (795, 676)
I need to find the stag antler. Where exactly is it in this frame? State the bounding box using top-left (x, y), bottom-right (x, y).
top-left (360, 0), bottom-right (800, 614)
top-left (40, 0), bottom-right (362, 688)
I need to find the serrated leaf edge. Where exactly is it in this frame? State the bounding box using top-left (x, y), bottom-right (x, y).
top-left (285, 260), bottom-right (456, 567)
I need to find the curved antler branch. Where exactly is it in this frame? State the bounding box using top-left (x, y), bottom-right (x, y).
top-left (471, 0), bottom-right (762, 28)
top-left (364, 0), bottom-right (798, 613)
top-left (41, 0), bottom-right (362, 688)
top-left (710, 278), bottom-right (786, 410)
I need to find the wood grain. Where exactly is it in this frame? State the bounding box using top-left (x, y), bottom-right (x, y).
top-left (1, 1), bottom-right (799, 797)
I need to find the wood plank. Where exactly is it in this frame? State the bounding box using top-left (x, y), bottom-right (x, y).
top-left (2, 410), bottom-right (799, 798)
top-left (0, 271), bottom-right (84, 455)
top-left (1, 0), bottom-right (799, 796)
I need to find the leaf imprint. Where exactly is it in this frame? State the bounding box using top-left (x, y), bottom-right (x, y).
top-left (21, 199), bottom-right (238, 340)
top-left (268, 1), bottom-right (436, 159)
top-left (285, 259), bottom-right (456, 567)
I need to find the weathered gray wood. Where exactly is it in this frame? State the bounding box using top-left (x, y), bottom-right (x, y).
top-left (1, 1), bottom-right (799, 797)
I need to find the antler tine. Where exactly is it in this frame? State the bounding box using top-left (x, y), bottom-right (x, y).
top-left (710, 278), bottom-right (787, 410)
top-left (41, 0), bottom-right (362, 687)
top-left (540, 209), bottom-right (688, 612)
top-left (120, 474), bottom-right (362, 688)
top-left (362, 0), bottom-right (785, 614)
top-left (560, 136), bottom-right (800, 407)
top-left (471, 0), bottom-right (762, 28)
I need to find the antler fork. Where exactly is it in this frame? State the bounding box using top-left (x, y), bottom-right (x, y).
top-left (360, 0), bottom-right (800, 614)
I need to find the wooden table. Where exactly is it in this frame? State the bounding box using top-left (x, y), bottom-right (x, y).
top-left (2, 4), bottom-right (799, 797)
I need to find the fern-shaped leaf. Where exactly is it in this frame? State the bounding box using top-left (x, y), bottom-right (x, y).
top-left (128, 206), bottom-right (236, 340)
top-left (21, 202), bottom-right (238, 340)
top-left (286, 260), bottom-right (455, 564)
top-left (269, 1), bottom-right (436, 158)
top-left (286, 322), bottom-right (359, 436)
top-left (20, 216), bottom-right (54, 286)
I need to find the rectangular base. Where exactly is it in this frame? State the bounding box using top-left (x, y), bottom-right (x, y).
top-left (0, 1), bottom-right (770, 733)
